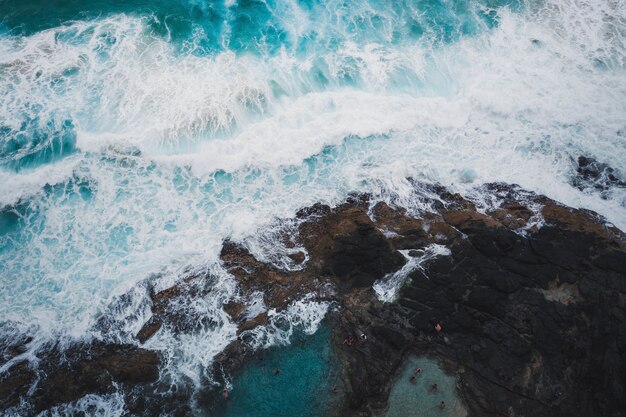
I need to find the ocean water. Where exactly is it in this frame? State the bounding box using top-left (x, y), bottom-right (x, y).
top-left (1, 0), bottom-right (625, 414)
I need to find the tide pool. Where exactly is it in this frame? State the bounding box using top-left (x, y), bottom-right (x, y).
top-left (212, 325), bottom-right (342, 417)
top-left (384, 356), bottom-right (466, 417)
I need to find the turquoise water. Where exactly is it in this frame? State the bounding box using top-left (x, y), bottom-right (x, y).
top-left (384, 357), bottom-right (466, 417)
top-left (213, 325), bottom-right (342, 417)
top-left (1, 0), bottom-right (626, 414)
top-left (213, 335), bottom-right (465, 417)
top-left (1, 0), bottom-right (517, 45)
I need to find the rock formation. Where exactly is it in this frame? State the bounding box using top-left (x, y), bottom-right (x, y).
top-left (2, 182), bottom-right (625, 417)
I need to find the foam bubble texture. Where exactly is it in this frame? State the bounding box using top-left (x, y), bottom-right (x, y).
top-left (0, 0), bottom-right (625, 411)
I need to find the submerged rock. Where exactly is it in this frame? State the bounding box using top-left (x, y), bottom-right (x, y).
top-left (573, 155), bottom-right (625, 197)
top-left (135, 273), bottom-right (219, 343)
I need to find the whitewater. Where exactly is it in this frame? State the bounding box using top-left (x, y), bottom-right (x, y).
top-left (0, 0), bottom-right (625, 414)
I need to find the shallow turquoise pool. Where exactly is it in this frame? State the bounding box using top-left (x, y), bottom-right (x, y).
top-left (214, 325), bottom-right (343, 417)
top-left (383, 356), bottom-right (466, 417)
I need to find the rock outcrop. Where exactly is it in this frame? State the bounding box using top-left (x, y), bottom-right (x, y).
top-left (331, 185), bottom-right (626, 417)
top-left (224, 183), bottom-right (626, 417)
top-left (0, 341), bottom-right (160, 415)
top-left (2, 181), bottom-right (625, 417)
top-left (572, 155), bottom-right (625, 197)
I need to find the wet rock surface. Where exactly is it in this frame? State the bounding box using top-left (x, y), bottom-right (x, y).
top-left (1, 182), bottom-right (625, 417)
top-left (232, 183), bottom-right (625, 417)
top-left (331, 185), bottom-right (625, 417)
top-left (0, 341), bottom-right (160, 415)
top-left (194, 183), bottom-right (625, 417)
top-left (572, 155), bottom-right (625, 198)
top-left (332, 190), bottom-right (624, 417)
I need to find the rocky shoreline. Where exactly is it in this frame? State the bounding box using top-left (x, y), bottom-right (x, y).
top-left (1, 181), bottom-right (625, 417)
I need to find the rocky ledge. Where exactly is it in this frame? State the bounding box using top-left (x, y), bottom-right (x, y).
top-left (0, 340), bottom-right (159, 415)
top-left (1, 181), bottom-right (625, 417)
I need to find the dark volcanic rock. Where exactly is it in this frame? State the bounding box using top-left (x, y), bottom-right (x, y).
top-left (298, 202), bottom-right (406, 289)
top-left (396, 226), bottom-right (623, 416)
top-left (136, 316), bottom-right (163, 344)
top-left (329, 185), bottom-right (626, 417)
top-left (195, 183), bottom-right (626, 417)
top-left (6, 181), bottom-right (626, 417)
top-left (0, 360), bottom-right (35, 411)
top-left (0, 331), bottom-right (32, 368)
top-left (573, 155), bottom-right (625, 197)
top-left (135, 273), bottom-right (219, 343)
top-left (0, 341), bottom-right (160, 415)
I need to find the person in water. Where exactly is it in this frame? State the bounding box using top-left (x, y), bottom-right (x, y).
top-left (332, 385), bottom-right (338, 394)
top-left (414, 367), bottom-right (422, 375)
top-left (431, 383), bottom-right (438, 391)
top-left (435, 323), bottom-right (442, 333)
top-left (439, 400), bottom-right (446, 409)
top-left (409, 375), bottom-right (417, 384)
top-left (222, 388), bottom-right (229, 399)
top-left (273, 369), bottom-right (281, 375)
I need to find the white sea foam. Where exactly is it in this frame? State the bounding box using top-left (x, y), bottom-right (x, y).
top-left (0, 157), bottom-right (79, 206)
top-left (0, 0), bottom-right (625, 410)
top-left (42, 392), bottom-right (126, 417)
top-left (374, 245), bottom-right (452, 303)
top-left (142, 266), bottom-right (239, 392)
top-left (241, 296), bottom-right (330, 350)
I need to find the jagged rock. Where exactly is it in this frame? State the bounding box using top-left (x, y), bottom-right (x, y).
top-left (298, 202), bottom-right (406, 289)
top-left (329, 184), bottom-right (626, 417)
top-left (287, 251), bottom-right (306, 264)
top-left (0, 332), bottom-right (32, 368)
top-left (136, 317), bottom-right (163, 344)
top-left (237, 313), bottom-right (269, 334)
top-left (574, 155), bottom-right (625, 194)
top-left (219, 240), bottom-right (328, 312)
top-left (223, 301), bottom-right (246, 321)
top-left (0, 360), bottom-right (35, 411)
top-left (540, 199), bottom-right (623, 244)
top-left (5, 181), bottom-right (626, 417)
top-left (136, 274), bottom-right (216, 343)
top-left (0, 342), bottom-right (160, 415)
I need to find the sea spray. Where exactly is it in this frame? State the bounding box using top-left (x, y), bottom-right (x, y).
top-left (0, 0), bottom-right (625, 414)
top-left (241, 295), bottom-right (331, 350)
